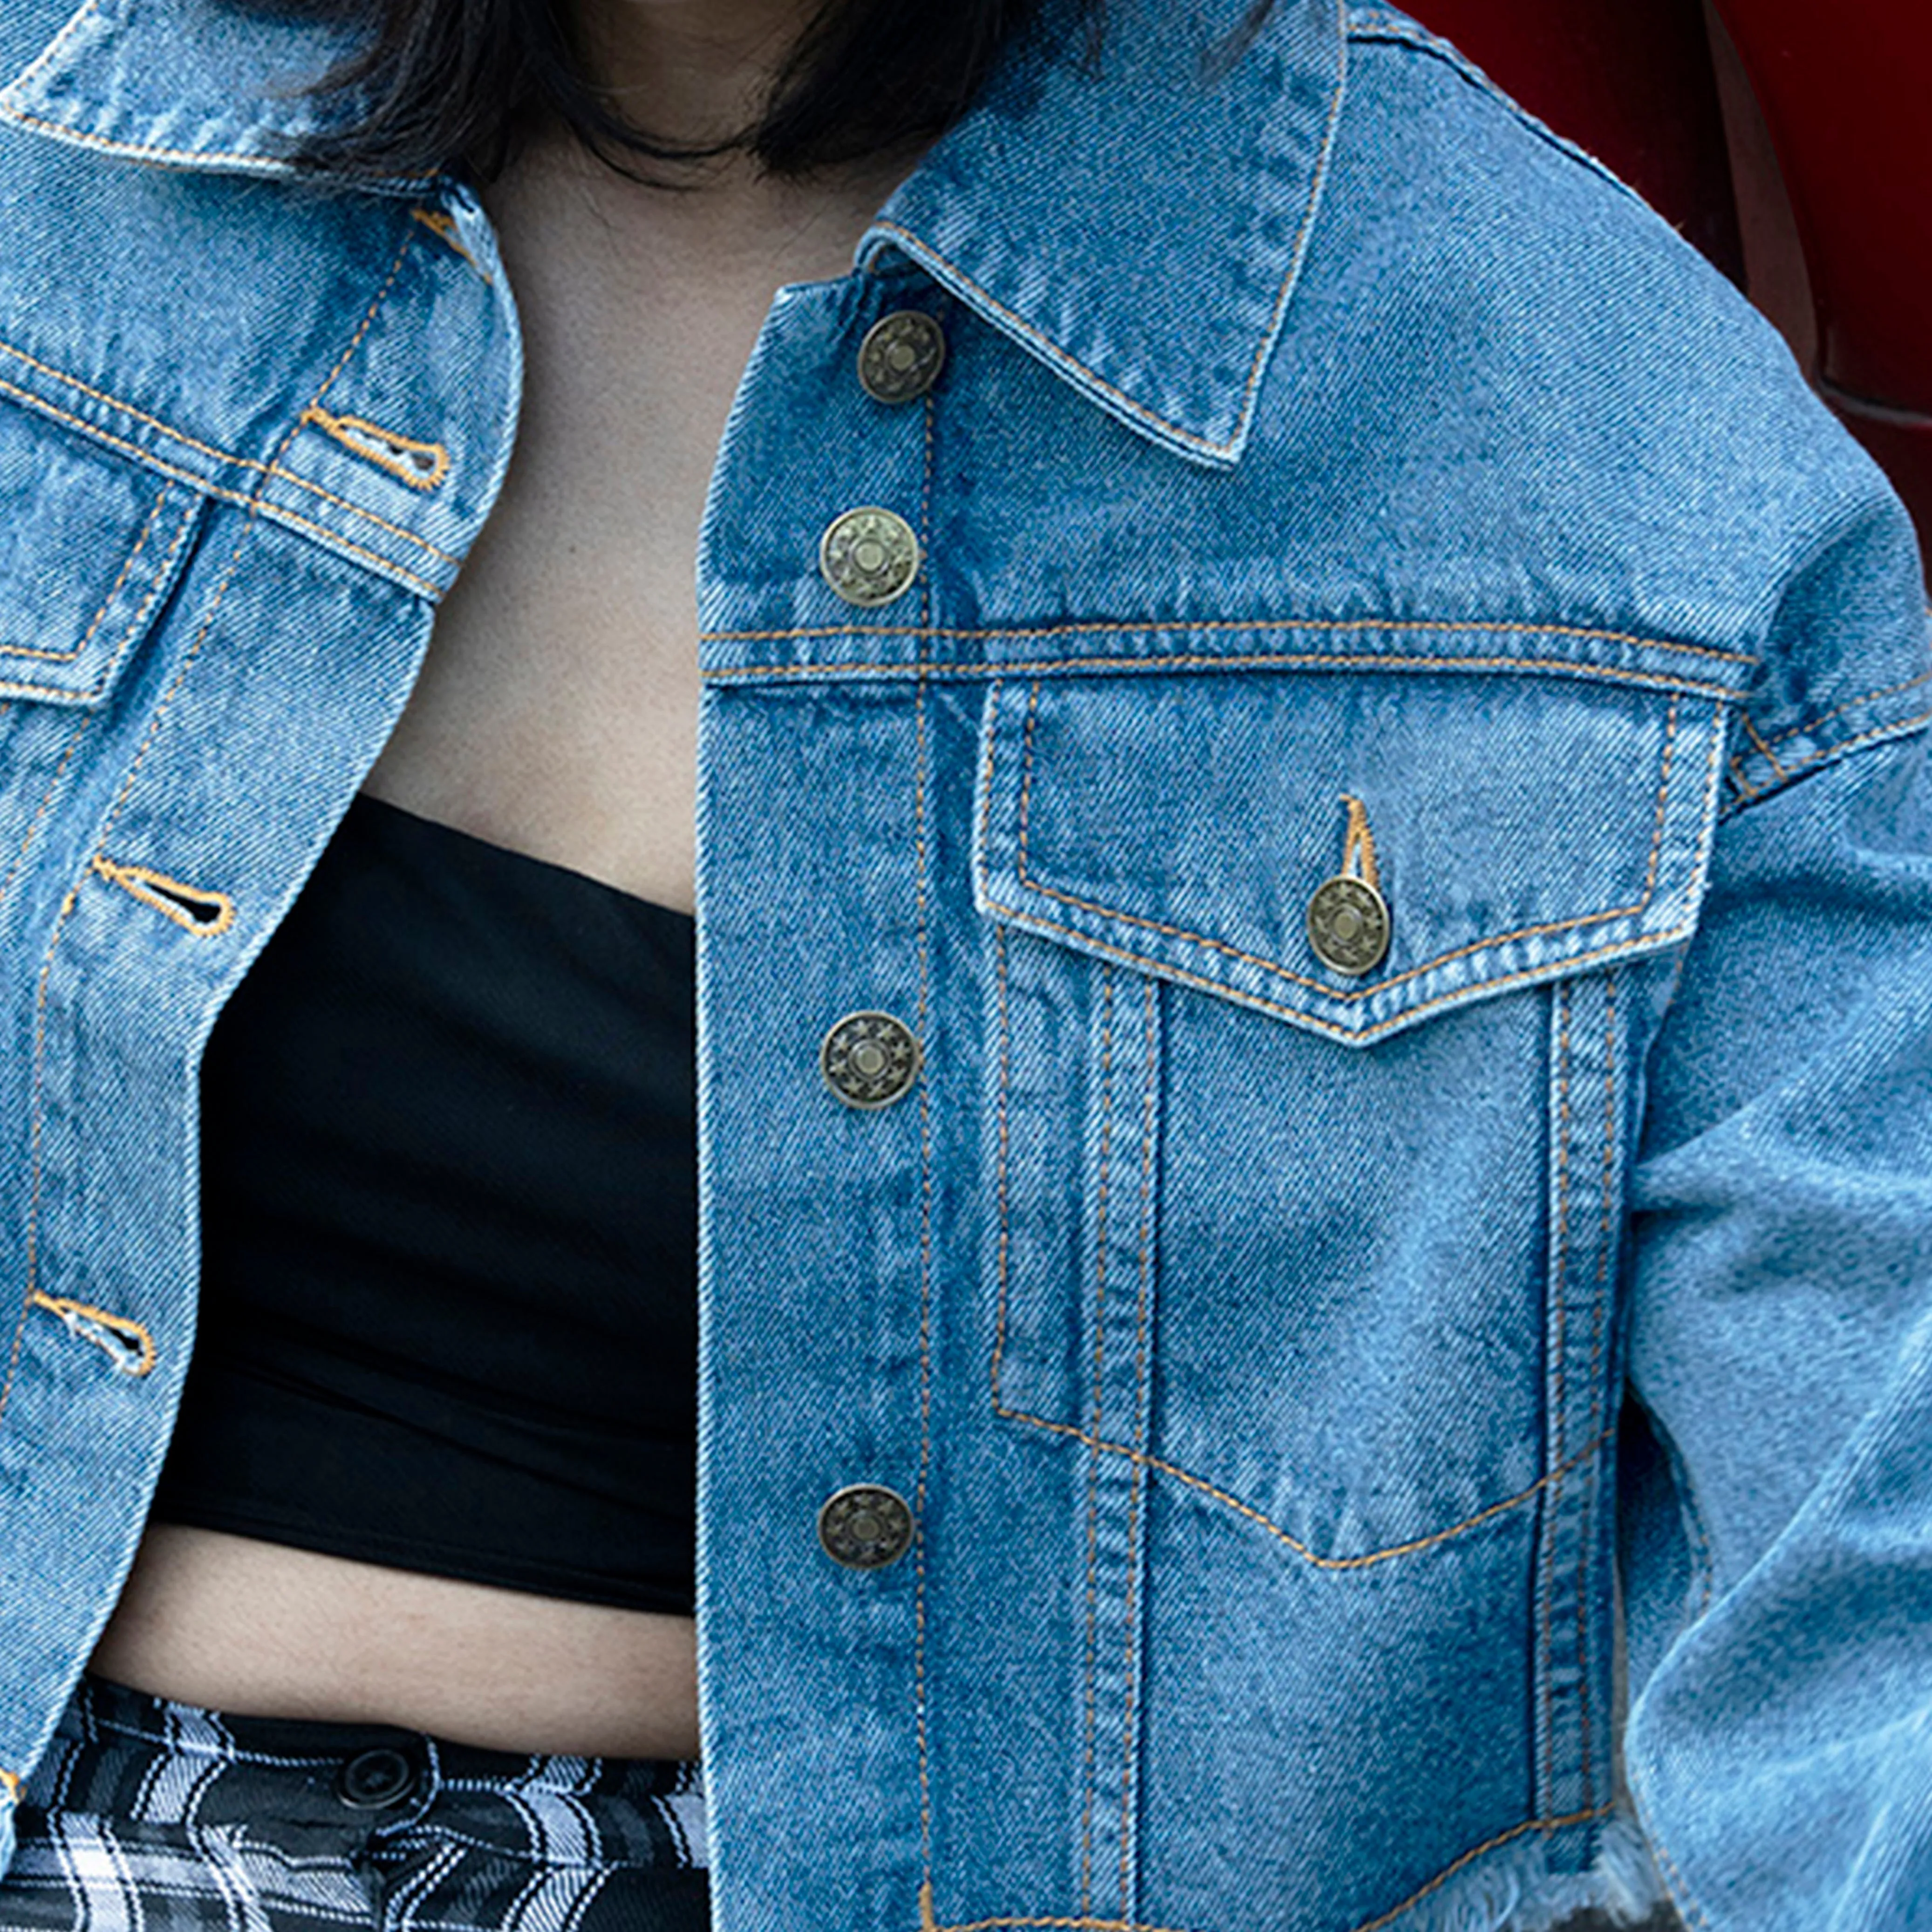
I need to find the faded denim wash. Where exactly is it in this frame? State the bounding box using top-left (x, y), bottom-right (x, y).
top-left (0, 0), bottom-right (1927, 1926)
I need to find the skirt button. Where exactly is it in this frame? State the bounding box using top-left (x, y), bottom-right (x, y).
top-left (337, 1747), bottom-right (418, 1810)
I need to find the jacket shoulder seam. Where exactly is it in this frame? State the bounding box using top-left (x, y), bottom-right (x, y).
top-left (1343, 7), bottom-right (1649, 213)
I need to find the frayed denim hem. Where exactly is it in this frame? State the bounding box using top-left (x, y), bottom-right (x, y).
top-left (1388, 1810), bottom-right (1679, 1932)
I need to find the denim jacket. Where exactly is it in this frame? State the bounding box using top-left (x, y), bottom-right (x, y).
top-left (0, 0), bottom-right (1928, 1924)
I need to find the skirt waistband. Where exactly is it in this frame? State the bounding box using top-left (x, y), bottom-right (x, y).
top-left (25, 1674), bottom-right (706, 1869)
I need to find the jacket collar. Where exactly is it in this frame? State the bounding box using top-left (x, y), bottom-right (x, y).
top-left (0, 0), bottom-right (1346, 465)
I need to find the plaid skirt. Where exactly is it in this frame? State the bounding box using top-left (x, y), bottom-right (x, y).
top-left (0, 1677), bottom-right (708, 1932)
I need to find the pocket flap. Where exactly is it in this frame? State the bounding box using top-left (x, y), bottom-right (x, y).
top-left (0, 408), bottom-right (204, 705)
top-left (974, 670), bottom-right (1732, 1045)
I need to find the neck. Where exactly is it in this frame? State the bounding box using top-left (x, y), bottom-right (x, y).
top-left (566, 0), bottom-right (820, 157)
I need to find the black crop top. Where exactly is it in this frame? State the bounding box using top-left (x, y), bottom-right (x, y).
top-left (152, 792), bottom-right (699, 1615)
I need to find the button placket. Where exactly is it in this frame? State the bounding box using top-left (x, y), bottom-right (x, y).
top-left (800, 296), bottom-right (936, 1596)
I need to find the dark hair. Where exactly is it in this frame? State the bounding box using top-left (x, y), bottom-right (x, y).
top-left (294, 0), bottom-right (1086, 183)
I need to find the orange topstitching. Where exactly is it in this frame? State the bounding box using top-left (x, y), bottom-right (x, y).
top-left (0, 337), bottom-right (460, 567)
top-left (912, 669), bottom-right (937, 1886)
top-left (26, 1290), bottom-right (157, 1377)
top-left (997, 680), bottom-right (1690, 1006)
top-left (700, 612), bottom-right (1757, 666)
top-left (1115, 976), bottom-right (1158, 1917)
top-left (0, 372), bottom-right (445, 598)
top-left (1756, 664), bottom-right (1932, 751)
top-left (1540, 978), bottom-right (1575, 1802)
top-left (90, 856), bottom-right (236, 936)
top-left (21, 485), bottom-right (169, 668)
top-left (1076, 967), bottom-right (1118, 1918)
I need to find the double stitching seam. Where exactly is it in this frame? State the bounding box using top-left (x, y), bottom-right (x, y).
top-left (0, 714), bottom-right (89, 909)
top-left (0, 225), bottom-right (422, 1431)
top-left (72, 495), bottom-right (199, 701)
top-left (927, 1917), bottom-right (1199, 1932)
top-left (1077, 969), bottom-right (1117, 1919)
top-left (1000, 681), bottom-right (1686, 1006)
top-left (1, 492), bottom-right (199, 706)
top-left (913, 667), bottom-right (937, 1907)
top-left (1576, 974), bottom-right (1619, 1806)
top-left (0, 340), bottom-right (460, 568)
top-left (6, 486), bottom-right (166, 667)
top-left (708, 651), bottom-right (1744, 700)
top-left (990, 1401), bottom-right (1615, 1572)
top-left (700, 613), bottom-right (1756, 665)
top-left (978, 696), bottom-right (1728, 1044)
top-left (1346, 1804), bottom-right (1618, 1932)
top-left (1117, 977), bottom-right (1157, 1920)
top-left (983, 900), bottom-right (1693, 1046)
top-left (922, 1803), bottom-right (1617, 1932)
top-left (913, 375), bottom-right (940, 1923)
top-left (0, 102), bottom-right (435, 185)
top-left (1541, 979), bottom-right (1573, 1807)
top-left (1755, 666), bottom-right (1932, 751)
top-left (0, 374), bottom-right (445, 596)
top-left (1722, 708), bottom-right (1932, 818)
top-left (991, 919), bottom-right (1016, 1409)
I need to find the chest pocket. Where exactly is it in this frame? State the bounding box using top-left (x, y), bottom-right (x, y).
top-left (0, 404), bottom-right (205, 707)
top-left (972, 664), bottom-right (1734, 1565)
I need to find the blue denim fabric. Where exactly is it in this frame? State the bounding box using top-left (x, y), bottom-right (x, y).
top-left (0, 0), bottom-right (1926, 1926)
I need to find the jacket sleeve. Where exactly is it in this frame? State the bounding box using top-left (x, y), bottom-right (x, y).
top-left (1622, 497), bottom-right (1932, 1931)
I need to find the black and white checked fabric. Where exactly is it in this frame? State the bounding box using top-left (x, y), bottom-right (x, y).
top-left (0, 1678), bottom-right (707, 1932)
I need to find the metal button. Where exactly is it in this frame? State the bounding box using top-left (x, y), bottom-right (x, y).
top-left (337, 1747), bottom-right (418, 1810)
top-left (858, 311), bottom-right (946, 404)
top-left (1306, 875), bottom-right (1392, 976)
top-left (821, 1011), bottom-right (921, 1108)
top-left (818, 1484), bottom-right (915, 1570)
top-left (819, 507), bottom-right (920, 607)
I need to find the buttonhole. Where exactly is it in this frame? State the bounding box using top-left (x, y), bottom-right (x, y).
top-left (27, 1291), bottom-right (157, 1377)
top-left (92, 857), bottom-right (236, 936)
top-left (298, 406), bottom-right (451, 491)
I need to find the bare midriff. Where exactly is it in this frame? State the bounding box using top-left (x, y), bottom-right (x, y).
top-left (90, 1526), bottom-right (702, 1758)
